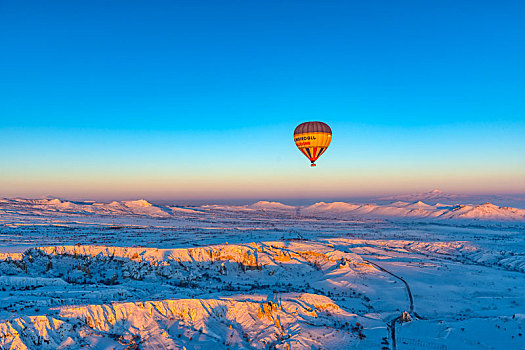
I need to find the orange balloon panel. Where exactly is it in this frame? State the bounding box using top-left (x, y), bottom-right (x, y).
top-left (293, 121), bottom-right (332, 166)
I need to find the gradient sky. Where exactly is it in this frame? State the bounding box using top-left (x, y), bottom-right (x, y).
top-left (1, 0), bottom-right (524, 200)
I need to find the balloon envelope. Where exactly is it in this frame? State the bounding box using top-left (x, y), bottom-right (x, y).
top-left (293, 121), bottom-right (332, 166)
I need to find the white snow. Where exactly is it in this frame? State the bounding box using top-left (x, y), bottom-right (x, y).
top-left (247, 201), bottom-right (296, 211)
top-left (0, 195), bottom-right (524, 349)
top-left (302, 200), bottom-right (525, 221)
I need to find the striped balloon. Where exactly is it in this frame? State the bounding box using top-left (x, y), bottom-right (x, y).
top-left (293, 121), bottom-right (332, 167)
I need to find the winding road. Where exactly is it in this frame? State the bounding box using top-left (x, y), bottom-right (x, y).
top-left (363, 259), bottom-right (425, 350)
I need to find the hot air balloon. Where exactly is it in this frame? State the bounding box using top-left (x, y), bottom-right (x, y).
top-left (293, 121), bottom-right (332, 167)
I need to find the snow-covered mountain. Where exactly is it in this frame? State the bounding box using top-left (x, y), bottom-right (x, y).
top-left (0, 198), bottom-right (172, 218)
top-left (380, 189), bottom-right (460, 202)
top-left (379, 189), bottom-right (525, 208)
top-left (302, 201), bottom-right (525, 221)
top-left (1, 197), bottom-right (524, 222)
top-left (247, 201), bottom-right (296, 211)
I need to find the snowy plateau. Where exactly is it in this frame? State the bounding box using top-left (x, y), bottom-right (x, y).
top-left (0, 196), bottom-right (524, 350)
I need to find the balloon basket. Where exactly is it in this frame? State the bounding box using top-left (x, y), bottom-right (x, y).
top-left (311, 163), bottom-right (316, 167)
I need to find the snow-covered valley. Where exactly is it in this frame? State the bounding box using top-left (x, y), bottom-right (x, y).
top-left (0, 198), bottom-right (524, 349)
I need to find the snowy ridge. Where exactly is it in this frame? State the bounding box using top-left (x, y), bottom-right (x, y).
top-left (247, 201), bottom-right (296, 211)
top-left (0, 253), bottom-right (22, 261)
top-left (302, 201), bottom-right (525, 221)
top-left (0, 242), bottom-right (387, 349)
top-left (0, 198), bottom-right (172, 218)
top-left (0, 294), bottom-right (374, 349)
top-left (35, 241), bottom-right (375, 273)
top-left (327, 239), bottom-right (525, 273)
top-left (1, 240), bottom-right (523, 348)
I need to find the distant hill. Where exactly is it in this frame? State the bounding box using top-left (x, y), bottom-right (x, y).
top-left (379, 189), bottom-right (460, 202)
top-left (301, 200), bottom-right (525, 222)
top-left (378, 189), bottom-right (525, 208)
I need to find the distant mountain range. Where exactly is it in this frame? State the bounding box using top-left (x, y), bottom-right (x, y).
top-left (298, 200), bottom-right (525, 221)
top-left (2, 195), bottom-right (524, 222)
top-left (379, 189), bottom-right (460, 202)
top-left (377, 189), bottom-right (525, 208)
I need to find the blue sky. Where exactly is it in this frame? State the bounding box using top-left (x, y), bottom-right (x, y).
top-left (1, 1), bottom-right (524, 199)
